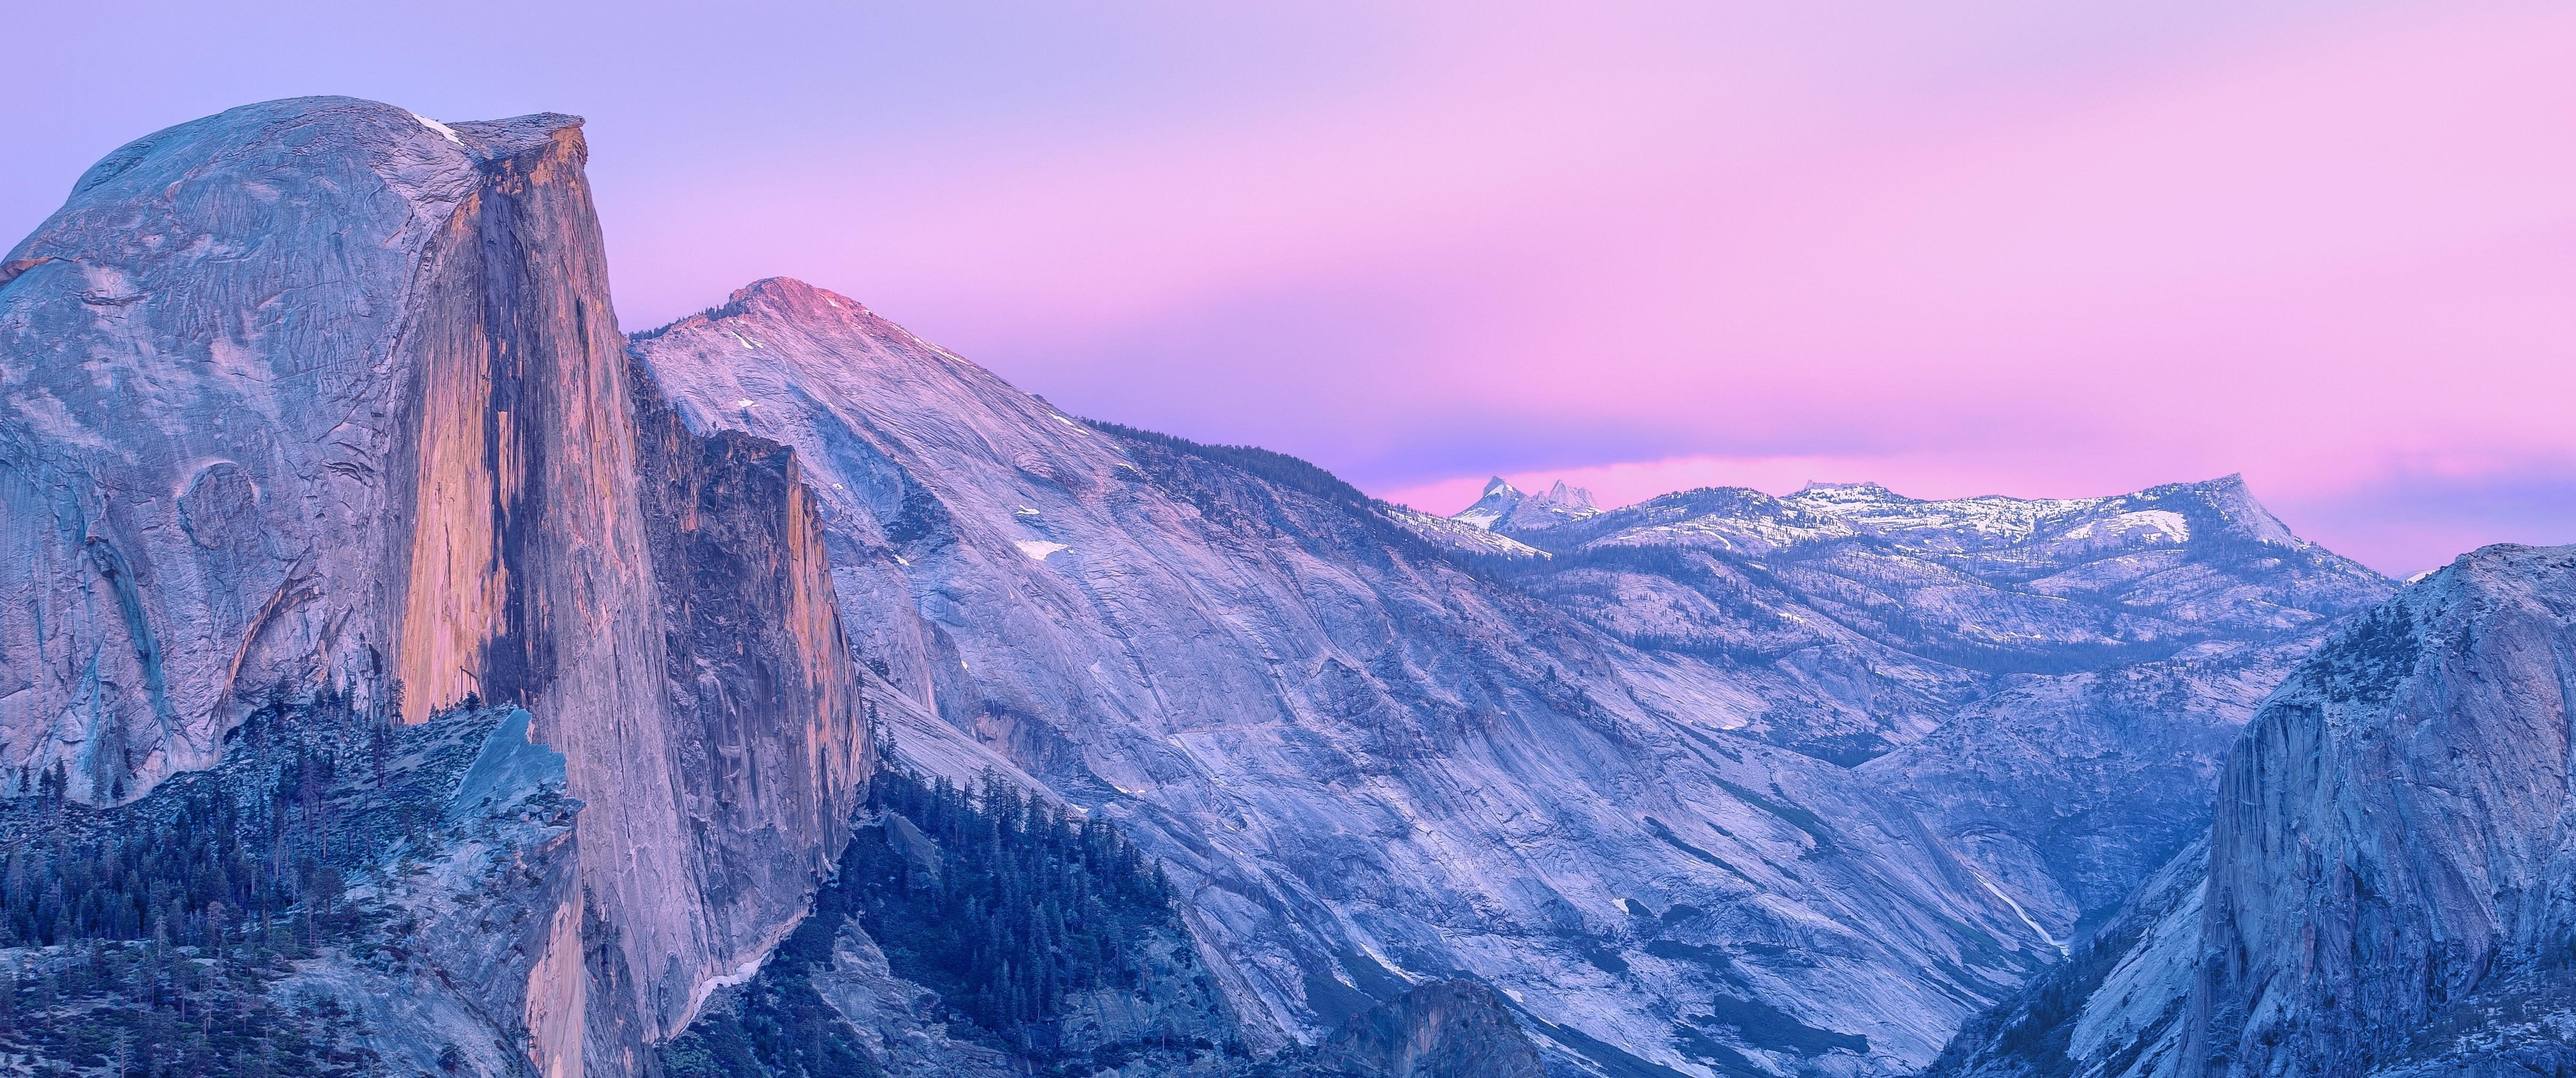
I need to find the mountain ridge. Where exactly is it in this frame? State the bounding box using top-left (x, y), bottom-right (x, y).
top-left (1, 97), bottom-right (2507, 1078)
top-left (0, 98), bottom-right (870, 1075)
top-left (626, 272), bottom-right (2399, 1075)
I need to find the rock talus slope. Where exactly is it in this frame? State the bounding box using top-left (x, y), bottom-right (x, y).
top-left (1308, 979), bottom-right (1551, 1078)
top-left (0, 99), bottom-right (866, 1075)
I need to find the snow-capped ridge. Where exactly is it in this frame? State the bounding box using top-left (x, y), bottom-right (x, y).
top-left (1451, 474), bottom-right (1600, 534)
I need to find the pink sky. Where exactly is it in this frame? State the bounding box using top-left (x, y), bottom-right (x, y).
top-left (5, 2), bottom-right (2570, 573)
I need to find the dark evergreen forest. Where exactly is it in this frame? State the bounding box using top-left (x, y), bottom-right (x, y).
top-left (0, 686), bottom-right (511, 1077)
top-left (661, 767), bottom-right (1212, 1078)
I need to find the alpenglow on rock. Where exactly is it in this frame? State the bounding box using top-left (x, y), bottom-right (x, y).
top-left (4, 92), bottom-right (2469, 1078)
top-left (0, 99), bottom-right (868, 1075)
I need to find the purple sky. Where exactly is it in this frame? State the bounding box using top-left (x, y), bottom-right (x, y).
top-left (6, 3), bottom-right (2570, 574)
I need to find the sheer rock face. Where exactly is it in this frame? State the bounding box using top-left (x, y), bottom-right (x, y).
top-left (2188, 544), bottom-right (2576, 1075)
top-left (629, 278), bottom-right (2170, 1075)
top-left (0, 99), bottom-right (866, 1076)
top-left (1930, 545), bottom-right (2576, 1078)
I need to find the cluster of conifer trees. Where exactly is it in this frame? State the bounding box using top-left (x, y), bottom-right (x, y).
top-left (662, 766), bottom-right (1190, 1077)
top-left (0, 941), bottom-right (382, 1076)
top-left (655, 888), bottom-right (881, 1078)
top-left (0, 687), bottom-right (480, 1077)
top-left (0, 695), bottom-right (395, 952)
top-left (1084, 419), bottom-right (1375, 513)
top-left (859, 769), bottom-right (1180, 1035)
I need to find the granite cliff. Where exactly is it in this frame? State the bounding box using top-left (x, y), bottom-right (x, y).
top-left (1929, 544), bottom-right (2576, 1077)
top-left (12, 94), bottom-right (2533, 1078)
top-left (0, 99), bottom-right (866, 1074)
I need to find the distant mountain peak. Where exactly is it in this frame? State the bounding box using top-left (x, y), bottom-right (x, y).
top-left (642, 275), bottom-right (876, 335)
top-left (2134, 473), bottom-right (2306, 548)
top-left (728, 275), bottom-right (863, 316)
top-left (1786, 480), bottom-right (1905, 506)
top-left (1453, 476), bottom-right (1599, 533)
top-left (1540, 480), bottom-right (1598, 511)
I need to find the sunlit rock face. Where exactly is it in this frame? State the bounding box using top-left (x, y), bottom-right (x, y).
top-left (1931, 544), bottom-right (2576, 1078)
top-left (627, 278), bottom-right (2388, 1075)
top-left (0, 98), bottom-right (866, 1075)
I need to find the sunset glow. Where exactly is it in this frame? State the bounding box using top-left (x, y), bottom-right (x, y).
top-left (6, 2), bottom-right (2568, 572)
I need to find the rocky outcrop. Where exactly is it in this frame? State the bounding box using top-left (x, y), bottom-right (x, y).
top-left (1931, 544), bottom-right (2576, 1077)
top-left (0, 698), bottom-right (578, 1077)
top-left (0, 99), bottom-right (866, 1075)
top-left (310, 707), bottom-right (589, 1077)
top-left (1306, 979), bottom-right (1548, 1078)
top-left (2187, 544), bottom-right (2576, 1075)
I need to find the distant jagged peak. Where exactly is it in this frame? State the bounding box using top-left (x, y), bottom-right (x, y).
top-left (1539, 479), bottom-right (1598, 512)
top-left (1452, 477), bottom-right (1523, 530)
top-left (1452, 475), bottom-right (1601, 533)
